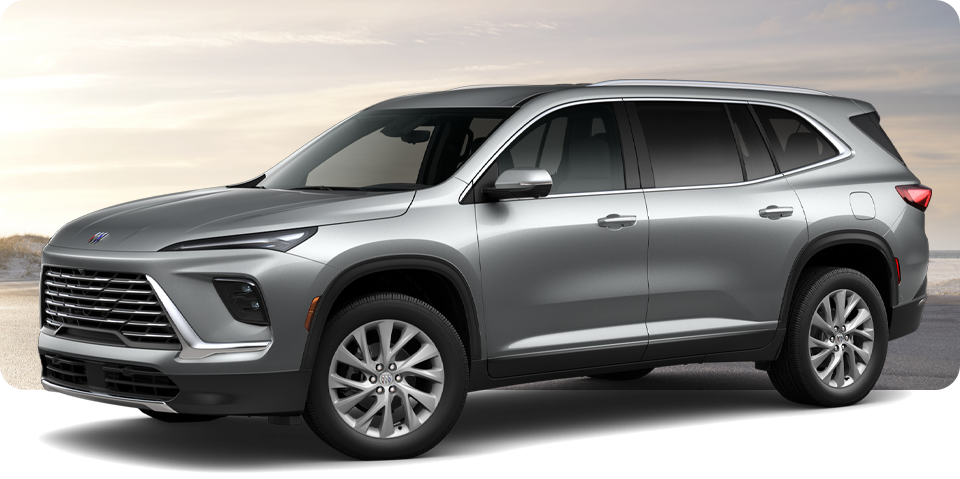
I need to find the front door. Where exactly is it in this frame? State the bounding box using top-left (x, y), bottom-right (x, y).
top-left (475, 101), bottom-right (650, 377)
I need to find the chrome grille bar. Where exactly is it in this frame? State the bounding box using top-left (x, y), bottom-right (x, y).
top-left (45, 290), bottom-right (119, 302)
top-left (121, 331), bottom-right (176, 338)
top-left (45, 308), bottom-right (127, 324)
top-left (44, 299), bottom-right (112, 312)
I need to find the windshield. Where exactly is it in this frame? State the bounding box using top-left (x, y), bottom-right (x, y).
top-left (260, 108), bottom-right (513, 191)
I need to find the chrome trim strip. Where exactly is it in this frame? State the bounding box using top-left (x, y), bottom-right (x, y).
top-left (589, 79), bottom-right (831, 96)
top-left (103, 287), bottom-right (152, 294)
top-left (643, 174), bottom-right (786, 193)
top-left (44, 299), bottom-right (111, 312)
top-left (121, 331), bottom-right (176, 338)
top-left (45, 308), bottom-right (126, 324)
top-left (45, 280), bottom-right (103, 291)
top-left (41, 379), bottom-right (177, 413)
top-left (126, 320), bottom-right (170, 327)
top-left (46, 271), bottom-right (114, 282)
top-left (110, 308), bottom-right (163, 315)
top-left (117, 299), bottom-right (158, 305)
top-left (45, 290), bottom-right (118, 302)
top-left (146, 275), bottom-right (271, 360)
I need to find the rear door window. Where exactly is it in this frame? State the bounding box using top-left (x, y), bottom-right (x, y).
top-left (752, 105), bottom-right (838, 172)
top-left (631, 102), bottom-right (743, 188)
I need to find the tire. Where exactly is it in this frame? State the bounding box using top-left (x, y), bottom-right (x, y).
top-left (303, 293), bottom-right (469, 460)
top-left (589, 368), bottom-right (655, 381)
top-left (768, 267), bottom-right (888, 407)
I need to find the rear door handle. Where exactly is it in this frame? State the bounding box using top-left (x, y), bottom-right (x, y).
top-left (598, 214), bottom-right (637, 230)
top-left (758, 205), bottom-right (793, 219)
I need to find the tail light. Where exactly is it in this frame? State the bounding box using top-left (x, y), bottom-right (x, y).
top-left (895, 185), bottom-right (932, 212)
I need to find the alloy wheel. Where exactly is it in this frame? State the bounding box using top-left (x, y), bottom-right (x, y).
top-left (327, 319), bottom-right (445, 438)
top-left (807, 288), bottom-right (875, 388)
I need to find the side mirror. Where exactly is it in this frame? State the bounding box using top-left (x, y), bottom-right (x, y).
top-left (482, 168), bottom-right (553, 200)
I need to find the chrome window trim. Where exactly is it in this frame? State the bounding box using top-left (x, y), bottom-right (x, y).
top-left (460, 96), bottom-right (853, 201)
top-left (495, 188), bottom-right (644, 202)
top-left (642, 174), bottom-right (786, 193)
top-left (458, 98), bottom-right (627, 203)
top-left (623, 98), bottom-right (853, 191)
top-left (146, 275), bottom-right (271, 360)
top-left (590, 80), bottom-right (831, 96)
top-left (42, 378), bottom-right (177, 413)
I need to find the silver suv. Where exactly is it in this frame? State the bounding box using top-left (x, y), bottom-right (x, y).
top-left (39, 80), bottom-right (931, 460)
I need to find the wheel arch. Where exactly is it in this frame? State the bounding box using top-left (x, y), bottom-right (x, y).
top-left (299, 255), bottom-right (482, 370)
top-left (779, 230), bottom-right (898, 332)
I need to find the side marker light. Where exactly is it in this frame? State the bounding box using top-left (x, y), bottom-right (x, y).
top-left (304, 296), bottom-right (321, 331)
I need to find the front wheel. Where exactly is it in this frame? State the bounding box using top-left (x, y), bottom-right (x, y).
top-left (768, 267), bottom-right (888, 407)
top-left (303, 293), bottom-right (468, 460)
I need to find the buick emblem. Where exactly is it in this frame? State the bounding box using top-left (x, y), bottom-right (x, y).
top-left (88, 232), bottom-right (109, 244)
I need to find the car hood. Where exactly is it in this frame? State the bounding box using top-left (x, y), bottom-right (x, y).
top-left (49, 187), bottom-right (415, 252)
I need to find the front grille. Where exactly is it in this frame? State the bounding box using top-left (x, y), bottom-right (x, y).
top-left (42, 353), bottom-right (180, 402)
top-left (42, 266), bottom-right (180, 349)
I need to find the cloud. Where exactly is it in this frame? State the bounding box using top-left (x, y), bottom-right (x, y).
top-left (758, 16), bottom-right (783, 33)
top-left (0, 74), bottom-right (109, 92)
top-left (460, 20), bottom-right (560, 36)
top-left (86, 30), bottom-right (394, 49)
top-left (804, 1), bottom-right (880, 22)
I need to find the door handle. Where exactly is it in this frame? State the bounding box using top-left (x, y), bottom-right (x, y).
top-left (598, 214), bottom-right (637, 230)
top-left (758, 205), bottom-right (793, 219)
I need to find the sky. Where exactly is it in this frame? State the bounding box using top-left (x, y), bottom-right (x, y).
top-left (0, 0), bottom-right (959, 248)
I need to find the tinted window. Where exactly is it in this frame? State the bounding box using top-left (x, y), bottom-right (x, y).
top-left (632, 102), bottom-right (743, 188)
top-left (850, 112), bottom-right (904, 163)
top-left (727, 104), bottom-right (776, 180)
top-left (260, 109), bottom-right (510, 190)
top-left (497, 103), bottom-right (624, 194)
top-left (752, 105), bottom-right (838, 172)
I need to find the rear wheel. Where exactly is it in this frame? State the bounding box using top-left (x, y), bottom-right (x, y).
top-left (139, 409), bottom-right (223, 423)
top-left (768, 267), bottom-right (888, 407)
top-left (589, 368), bottom-right (654, 381)
top-left (304, 293), bottom-right (468, 460)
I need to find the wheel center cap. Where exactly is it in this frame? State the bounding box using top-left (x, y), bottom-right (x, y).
top-left (837, 334), bottom-right (845, 344)
top-left (379, 373), bottom-right (393, 386)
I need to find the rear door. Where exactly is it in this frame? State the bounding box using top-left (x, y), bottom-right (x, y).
top-left (627, 101), bottom-right (808, 360)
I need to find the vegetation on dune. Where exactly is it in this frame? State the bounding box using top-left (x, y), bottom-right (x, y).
top-left (0, 234), bottom-right (49, 277)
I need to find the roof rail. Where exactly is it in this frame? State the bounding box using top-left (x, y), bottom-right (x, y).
top-left (587, 80), bottom-right (831, 96)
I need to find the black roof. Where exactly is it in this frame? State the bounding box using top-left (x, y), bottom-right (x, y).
top-left (366, 84), bottom-right (584, 110)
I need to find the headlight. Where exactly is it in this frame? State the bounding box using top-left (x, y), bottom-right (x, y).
top-left (159, 227), bottom-right (317, 252)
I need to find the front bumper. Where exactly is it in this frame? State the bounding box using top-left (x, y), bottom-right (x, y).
top-left (38, 245), bottom-right (338, 415)
top-left (40, 346), bottom-right (312, 415)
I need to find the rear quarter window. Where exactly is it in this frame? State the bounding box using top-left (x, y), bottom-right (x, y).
top-left (752, 105), bottom-right (838, 172)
